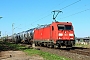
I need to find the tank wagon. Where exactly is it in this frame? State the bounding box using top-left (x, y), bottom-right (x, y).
top-left (34, 21), bottom-right (75, 48)
top-left (12, 28), bottom-right (35, 44)
top-left (22, 28), bottom-right (35, 44)
top-left (12, 33), bottom-right (21, 43)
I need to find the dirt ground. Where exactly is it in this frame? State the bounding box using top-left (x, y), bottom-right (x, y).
top-left (0, 41), bottom-right (44, 60)
top-left (0, 51), bottom-right (44, 60)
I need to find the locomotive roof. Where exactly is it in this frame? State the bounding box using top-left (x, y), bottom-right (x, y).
top-left (35, 22), bottom-right (72, 30)
top-left (53, 21), bottom-right (72, 24)
top-left (35, 24), bottom-right (51, 29)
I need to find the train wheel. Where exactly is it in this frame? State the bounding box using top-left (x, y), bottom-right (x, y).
top-left (66, 44), bottom-right (72, 48)
top-left (35, 42), bottom-right (37, 46)
top-left (54, 44), bottom-right (58, 49)
top-left (38, 43), bottom-right (42, 46)
top-left (47, 43), bottom-right (53, 48)
top-left (54, 44), bottom-right (60, 49)
top-left (49, 44), bottom-right (53, 48)
top-left (43, 43), bottom-right (47, 47)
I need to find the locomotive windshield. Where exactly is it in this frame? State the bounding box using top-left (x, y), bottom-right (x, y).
top-left (58, 25), bottom-right (72, 30)
top-left (65, 25), bottom-right (72, 30)
top-left (58, 25), bottom-right (64, 30)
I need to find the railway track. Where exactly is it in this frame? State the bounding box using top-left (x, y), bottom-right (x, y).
top-left (57, 47), bottom-right (90, 56)
top-left (69, 49), bottom-right (90, 56)
top-left (35, 46), bottom-right (90, 60)
top-left (20, 43), bottom-right (90, 56)
top-left (68, 47), bottom-right (90, 56)
top-left (40, 46), bottom-right (90, 56)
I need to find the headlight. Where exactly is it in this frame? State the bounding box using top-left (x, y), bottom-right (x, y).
top-left (58, 33), bottom-right (63, 36)
top-left (70, 38), bottom-right (73, 39)
top-left (69, 34), bottom-right (73, 36)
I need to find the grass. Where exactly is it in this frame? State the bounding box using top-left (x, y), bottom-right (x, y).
top-left (75, 43), bottom-right (90, 48)
top-left (0, 41), bottom-right (24, 51)
top-left (0, 41), bottom-right (71, 60)
top-left (24, 49), bottom-right (70, 60)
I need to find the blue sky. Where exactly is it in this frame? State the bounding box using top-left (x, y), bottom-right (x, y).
top-left (0, 0), bottom-right (90, 37)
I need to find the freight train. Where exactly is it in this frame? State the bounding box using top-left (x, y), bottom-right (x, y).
top-left (9, 21), bottom-right (75, 48)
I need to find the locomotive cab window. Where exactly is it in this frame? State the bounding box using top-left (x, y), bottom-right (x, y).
top-left (58, 25), bottom-right (72, 30)
top-left (65, 25), bottom-right (72, 30)
top-left (58, 25), bottom-right (65, 30)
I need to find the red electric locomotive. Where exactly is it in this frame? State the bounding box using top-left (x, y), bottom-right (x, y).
top-left (34, 21), bottom-right (75, 48)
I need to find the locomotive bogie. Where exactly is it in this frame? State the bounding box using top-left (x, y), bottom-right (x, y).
top-left (56, 40), bottom-right (75, 47)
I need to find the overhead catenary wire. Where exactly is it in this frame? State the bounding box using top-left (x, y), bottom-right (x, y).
top-left (30, 0), bottom-right (66, 24)
top-left (58, 2), bottom-right (90, 19)
top-left (50, 0), bottom-right (67, 10)
top-left (59, 8), bottom-right (90, 19)
top-left (31, 13), bottom-right (52, 24)
top-left (60, 0), bottom-right (81, 10)
top-left (30, 0), bottom-right (81, 24)
top-left (22, 0), bottom-right (82, 30)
